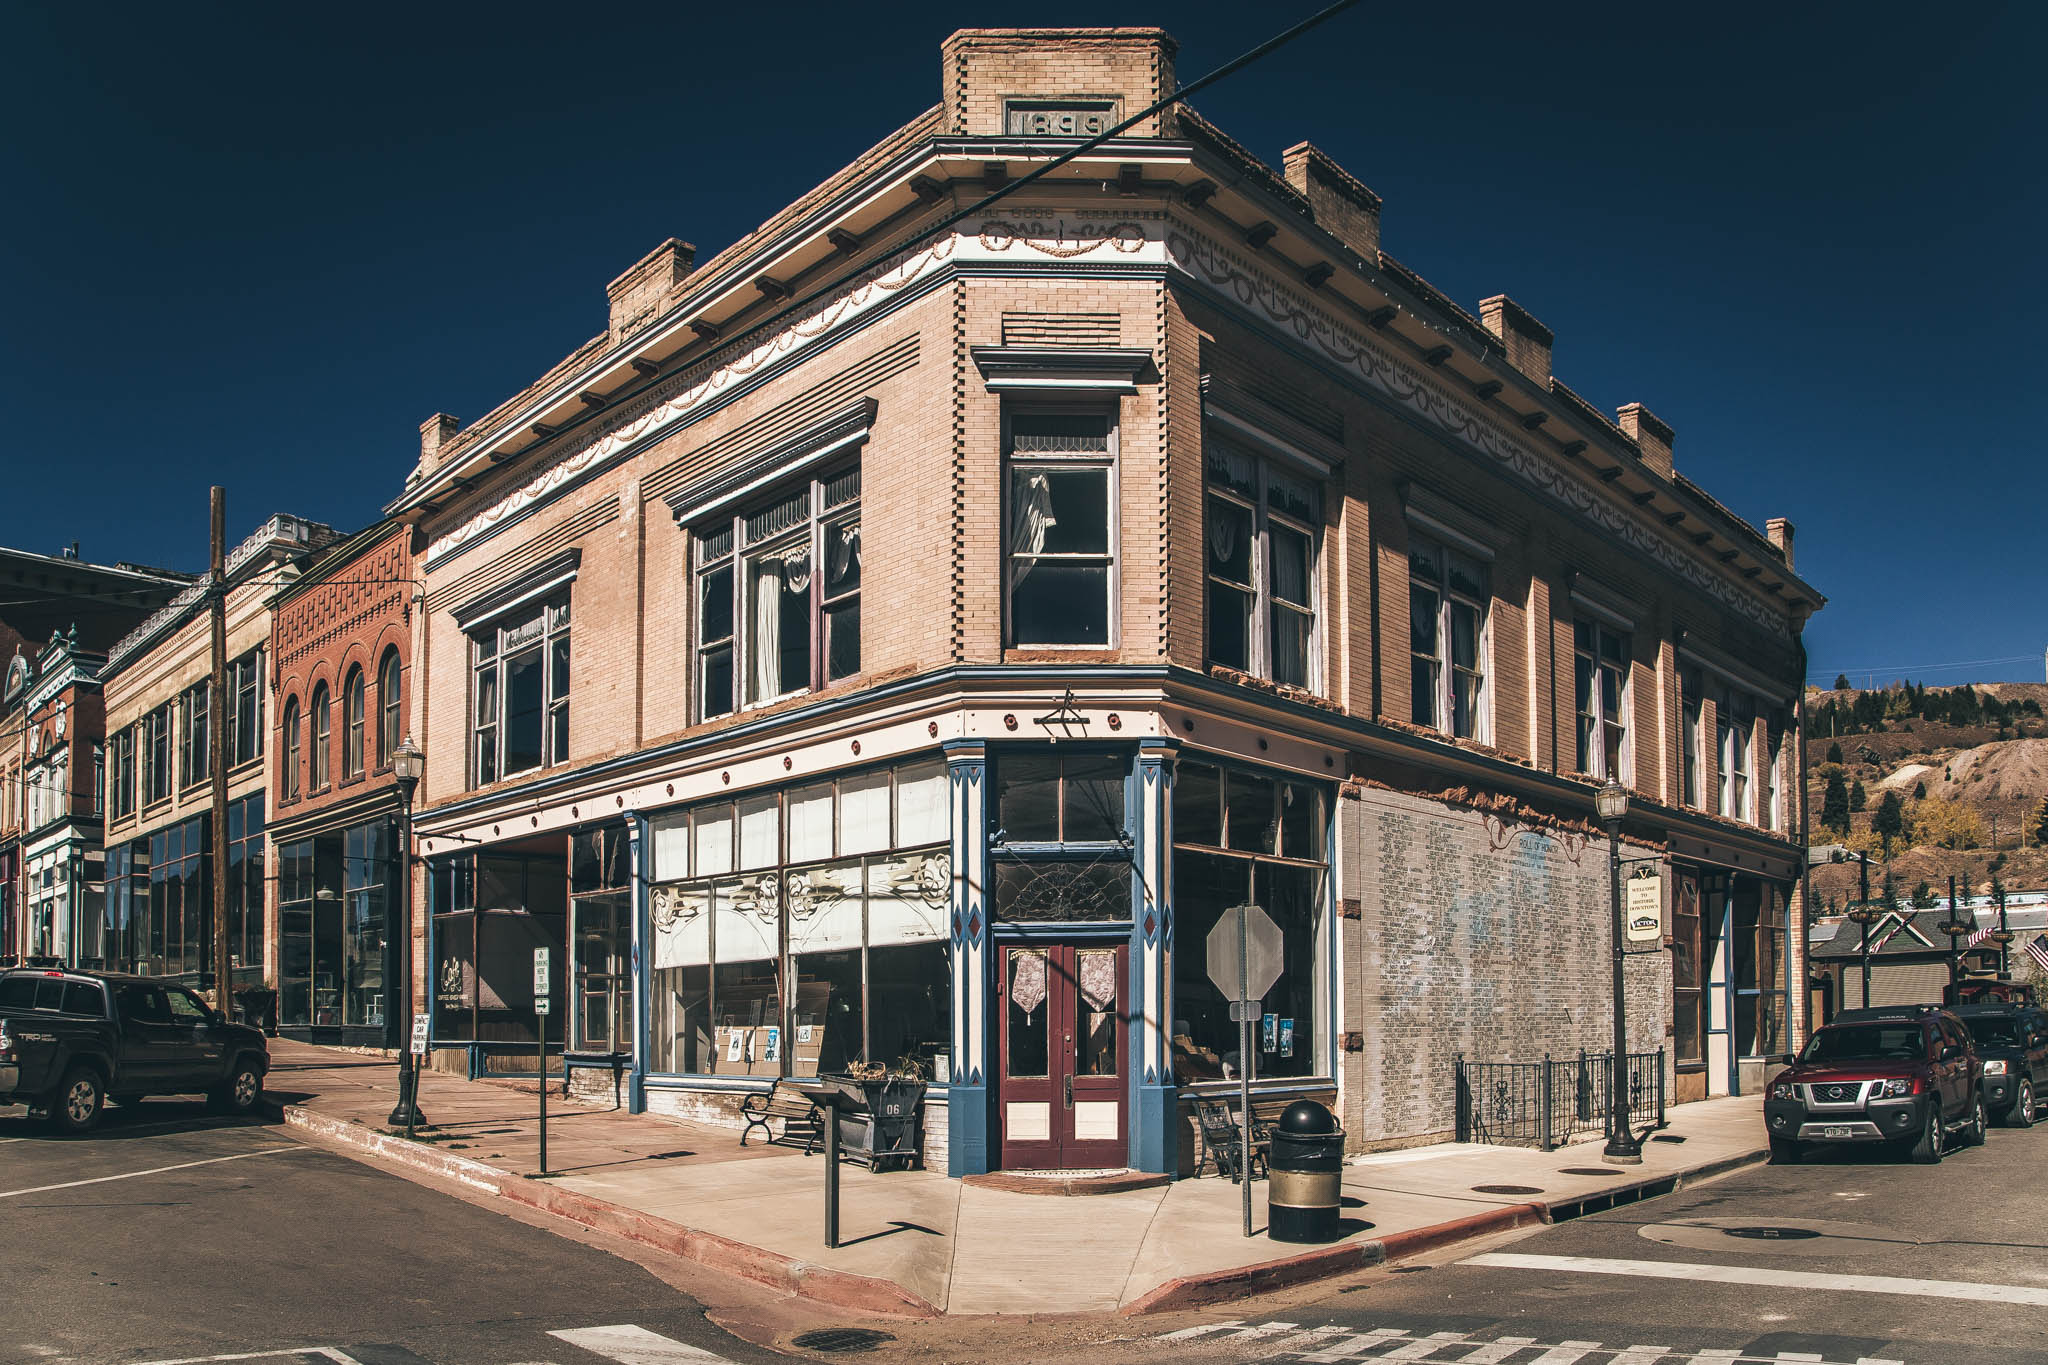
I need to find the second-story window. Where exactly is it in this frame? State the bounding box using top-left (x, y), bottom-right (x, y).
top-left (1205, 443), bottom-right (1320, 688)
top-left (282, 699), bottom-right (302, 800)
top-left (180, 681), bottom-right (210, 788)
top-left (343, 667), bottom-right (365, 781)
top-left (1681, 667), bottom-right (1704, 808)
top-left (310, 683), bottom-right (331, 791)
top-left (229, 649), bottom-right (264, 766)
top-left (108, 727), bottom-right (136, 819)
top-left (1763, 713), bottom-right (1786, 832)
top-left (1574, 619), bottom-right (1631, 781)
top-left (1717, 688), bottom-right (1755, 822)
top-left (1408, 535), bottom-right (1488, 739)
top-left (1006, 412), bottom-right (1114, 647)
top-left (471, 596), bottom-right (570, 785)
top-left (378, 650), bottom-right (402, 765)
top-left (696, 469), bottom-right (861, 720)
top-left (142, 702), bottom-right (173, 805)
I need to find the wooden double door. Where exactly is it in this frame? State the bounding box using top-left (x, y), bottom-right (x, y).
top-left (997, 941), bottom-right (1128, 1169)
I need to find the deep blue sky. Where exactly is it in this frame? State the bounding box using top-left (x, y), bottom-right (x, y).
top-left (4, 3), bottom-right (2042, 686)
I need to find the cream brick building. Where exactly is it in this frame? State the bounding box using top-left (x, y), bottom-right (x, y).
top-left (391, 28), bottom-right (1822, 1175)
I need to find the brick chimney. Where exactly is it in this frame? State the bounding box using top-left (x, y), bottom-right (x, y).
top-left (417, 413), bottom-right (460, 476)
top-left (607, 238), bottom-right (696, 344)
top-left (1767, 517), bottom-right (1795, 570)
top-left (1616, 402), bottom-right (1675, 477)
top-left (1478, 295), bottom-right (1553, 388)
top-left (940, 28), bottom-right (1178, 138)
top-left (1282, 142), bottom-right (1381, 261)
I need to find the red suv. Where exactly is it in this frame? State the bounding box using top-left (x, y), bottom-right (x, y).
top-left (1763, 1005), bottom-right (1985, 1164)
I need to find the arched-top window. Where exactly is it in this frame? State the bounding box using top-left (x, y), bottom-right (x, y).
top-left (310, 684), bottom-right (331, 791)
top-left (343, 667), bottom-right (365, 781)
top-left (378, 650), bottom-right (402, 767)
top-left (282, 698), bottom-right (302, 799)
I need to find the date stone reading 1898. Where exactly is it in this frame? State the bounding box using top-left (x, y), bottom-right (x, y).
top-left (1005, 99), bottom-right (1121, 138)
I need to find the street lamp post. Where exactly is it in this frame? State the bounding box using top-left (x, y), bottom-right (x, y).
top-left (1595, 778), bottom-right (1642, 1165)
top-left (1936, 874), bottom-right (1971, 1008)
top-left (1844, 853), bottom-right (1881, 1009)
top-left (387, 738), bottom-right (427, 1134)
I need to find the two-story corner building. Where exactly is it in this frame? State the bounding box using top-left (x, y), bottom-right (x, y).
top-left (388, 27), bottom-right (1823, 1178)
top-left (0, 547), bottom-right (190, 964)
top-left (265, 520), bottom-right (417, 1046)
top-left (99, 516), bottom-right (338, 997)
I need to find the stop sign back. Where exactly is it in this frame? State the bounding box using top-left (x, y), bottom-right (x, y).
top-left (1206, 902), bottom-right (1284, 1002)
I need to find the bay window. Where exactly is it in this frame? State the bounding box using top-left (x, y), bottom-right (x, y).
top-left (695, 467), bottom-right (861, 720)
top-left (471, 596), bottom-right (570, 785)
top-left (1408, 534), bottom-right (1489, 739)
top-left (1573, 619), bottom-right (1631, 780)
top-left (1205, 441), bottom-right (1320, 688)
top-left (1006, 412), bottom-right (1114, 647)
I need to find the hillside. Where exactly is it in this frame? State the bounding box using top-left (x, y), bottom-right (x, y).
top-left (1804, 682), bottom-right (2048, 910)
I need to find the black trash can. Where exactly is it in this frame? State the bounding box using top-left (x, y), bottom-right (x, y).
top-left (1267, 1100), bottom-right (1345, 1243)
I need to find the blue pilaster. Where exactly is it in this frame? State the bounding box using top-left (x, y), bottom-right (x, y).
top-left (627, 810), bottom-right (649, 1115)
top-left (944, 740), bottom-right (993, 1176)
top-left (1130, 737), bottom-right (1178, 1175)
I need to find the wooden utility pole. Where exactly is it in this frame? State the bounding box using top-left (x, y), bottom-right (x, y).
top-left (210, 488), bottom-right (232, 1010)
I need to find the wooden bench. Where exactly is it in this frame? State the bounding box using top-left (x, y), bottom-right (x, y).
top-left (739, 1079), bottom-right (823, 1152)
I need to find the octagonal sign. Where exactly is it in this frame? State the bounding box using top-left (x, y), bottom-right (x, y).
top-left (1206, 902), bottom-right (1284, 1002)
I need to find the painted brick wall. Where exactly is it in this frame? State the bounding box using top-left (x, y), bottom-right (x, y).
top-left (1339, 785), bottom-right (1672, 1147)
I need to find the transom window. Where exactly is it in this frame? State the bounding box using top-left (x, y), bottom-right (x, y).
top-left (1573, 619), bottom-right (1631, 780)
top-left (1006, 412), bottom-right (1115, 647)
top-left (1206, 441), bottom-right (1320, 688)
top-left (696, 468), bottom-right (861, 720)
top-left (471, 596), bottom-right (570, 785)
top-left (1408, 534), bottom-right (1488, 739)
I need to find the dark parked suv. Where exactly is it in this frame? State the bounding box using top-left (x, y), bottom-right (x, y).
top-left (1764, 1005), bottom-right (1985, 1164)
top-left (1954, 1002), bottom-right (2047, 1127)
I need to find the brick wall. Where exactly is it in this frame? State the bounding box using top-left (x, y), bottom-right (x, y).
top-left (1339, 785), bottom-right (1672, 1147)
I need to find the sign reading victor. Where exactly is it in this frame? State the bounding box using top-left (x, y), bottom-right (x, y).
top-left (1625, 871), bottom-right (1664, 943)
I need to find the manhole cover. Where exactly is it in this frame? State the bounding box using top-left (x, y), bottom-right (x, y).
top-left (791, 1328), bottom-right (897, 1354)
top-left (1724, 1226), bottom-right (1822, 1241)
top-left (1472, 1184), bottom-right (1544, 1195)
top-left (1559, 1167), bottom-right (1624, 1176)
top-left (1641, 1218), bottom-right (1903, 1258)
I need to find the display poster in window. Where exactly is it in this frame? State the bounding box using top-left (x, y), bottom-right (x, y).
top-left (763, 1026), bottom-right (781, 1063)
top-left (1261, 1012), bottom-right (1278, 1052)
top-left (1626, 872), bottom-right (1664, 943)
top-left (1279, 1017), bottom-right (1295, 1058)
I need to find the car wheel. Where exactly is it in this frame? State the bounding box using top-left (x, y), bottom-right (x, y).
top-left (1908, 1105), bottom-right (1943, 1164)
top-left (1768, 1136), bottom-right (1802, 1165)
top-left (209, 1061), bottom-right (264, 1115)
top-left (48, 1066), bottom-right (104, 1135)
top-left (2009, 1081), bottom-right (2035, 1129)
top-left (1964, 1096), bottom-right (1987, 1147)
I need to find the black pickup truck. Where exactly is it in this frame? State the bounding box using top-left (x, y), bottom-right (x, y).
top-left (0, 968), bottom-right (270, 1133)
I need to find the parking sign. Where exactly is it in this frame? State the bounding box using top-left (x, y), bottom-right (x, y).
top-left (533, 948), bottom-right (551, 1015)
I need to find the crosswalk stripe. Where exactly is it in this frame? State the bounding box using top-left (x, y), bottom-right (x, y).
top-left (549, 1324), bottom-right (732, 1365)
top-left (1463, 1251), bottom-right (2048, 1309)
top-left (1445, 1338), bottom-right (1535, 1363)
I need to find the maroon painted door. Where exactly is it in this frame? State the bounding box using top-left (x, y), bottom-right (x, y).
top-left (997, 942), bottom-right (1128, 1170)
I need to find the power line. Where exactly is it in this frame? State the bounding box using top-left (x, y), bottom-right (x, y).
top-left (1807, 653), bottom-right (2039, 684)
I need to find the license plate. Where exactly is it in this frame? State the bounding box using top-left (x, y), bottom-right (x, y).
top-left (1819, 1125), bottom-right (1854, 1139)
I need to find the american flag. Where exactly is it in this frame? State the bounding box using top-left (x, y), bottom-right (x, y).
top-left (2026, 933), bottom-right (2048, 975)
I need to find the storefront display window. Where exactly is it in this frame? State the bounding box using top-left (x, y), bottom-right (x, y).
top-left (1734, 881), bottom-right (1788, 1057)
top-left (430, 849), bottom-right (567, 1043)
top-left (1170, 759), bottom-right (1327, 1083)
top-left (647, 759), bottom-right (949, 1079)
top-left (570, 825), bottom-right (631, 1054)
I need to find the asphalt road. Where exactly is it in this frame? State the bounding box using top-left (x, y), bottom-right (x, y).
top-left (1140, 1120), bottom-right (2048, 1365)
top-left (0, 1100), bottom-right (788, 1365)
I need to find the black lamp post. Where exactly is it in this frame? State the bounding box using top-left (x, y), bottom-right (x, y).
top-left (1990, 876), bottom-right (2014, 979)
top-left (1596, 778), bottom-right (1642, 1165)
top-left (387, 738), bottom-right (427, 1133)
top-left (1844, 853), bottom-right (1881, 1009)
top-left (1936, 874), bottom-right (1972, 1007)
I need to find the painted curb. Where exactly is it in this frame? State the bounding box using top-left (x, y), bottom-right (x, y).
top-left (279, 1105), bottom-right (941, 1319)
top-left (962, 1169), bottom-right (1172, 1197)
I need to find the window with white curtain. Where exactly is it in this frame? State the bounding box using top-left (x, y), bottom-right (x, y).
top-left (1574, 619), bottom-right (1631, 781)
top-left (1408, 533), bottom-right (1488, 740)
top-left (1205, 439), bottom-right (1320, 688)
top-left (1718, 687), bottom-right (1756, 823)
top-left (1006, 411), bottom-right (1115, 646)
top-left (695, 467), bottom-right (861, 720)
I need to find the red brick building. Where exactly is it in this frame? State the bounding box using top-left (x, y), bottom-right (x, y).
top-left (266, 521), bottom-right (417, 1045)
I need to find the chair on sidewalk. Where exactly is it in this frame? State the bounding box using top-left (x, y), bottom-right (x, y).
top-left (1193, 1095), bottom-right (1270, 1182)
top-left (739, 1079), bottom-right (823, 1153)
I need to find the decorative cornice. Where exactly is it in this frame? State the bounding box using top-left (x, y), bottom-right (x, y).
top-left (970, 345), bottom-right (1155, 392)
top-left (451, 549), bottom-right (582, 631)
top-left (1165, 226), bottom-right (1794, 640)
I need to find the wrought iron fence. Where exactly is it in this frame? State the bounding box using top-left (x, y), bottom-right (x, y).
top-left (1453, 1049), bottom-right (1666, 1150)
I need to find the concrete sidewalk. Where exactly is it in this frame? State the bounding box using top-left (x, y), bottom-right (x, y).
top-left (263, 1041), bottom-right (1765, 1317)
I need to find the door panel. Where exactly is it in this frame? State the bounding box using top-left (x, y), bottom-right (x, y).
top-left (997, 942), bottom-right (1127, 1170)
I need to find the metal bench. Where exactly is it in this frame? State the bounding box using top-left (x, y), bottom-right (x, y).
top-left (739, 1078), bottom-right (823, 1152)
top-left (1193, 1095), bottom-right (1271, 1182)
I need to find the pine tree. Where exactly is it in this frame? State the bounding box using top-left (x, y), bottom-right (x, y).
top-left (1873, 791), bottom-right (1906, 855)
top-left (1850, 778), bottom-right (1867, 812)
top-left (1825, 741), bottom-right (1843, 765)
top-left (1833, 673), bottom-right (1851, 691)
top-left (1821, 772), bottom-right (1850, 833)
top-left (2033, 797), bottom-right (2048, 849)
top-left (1880, 867), bottom-right (1901, 914)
